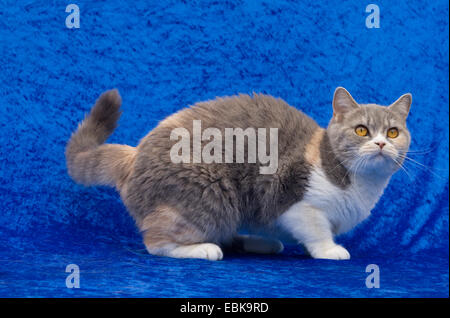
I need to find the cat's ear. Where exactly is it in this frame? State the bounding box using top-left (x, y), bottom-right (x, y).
top-left (388, 93), bottom-right (412, 120)
top-left (332, 87), bottom-right (359, 121)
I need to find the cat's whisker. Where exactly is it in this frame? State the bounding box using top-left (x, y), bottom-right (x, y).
top-left (400, 144), bottom-right (439, 155)
top-left (399, 153), bottom-right (448, 171)
top-left (325, 157), bottom-right (350, 173)
top-left (328, 154), bottom-right (358, 174)
top-left (340, 155), bottom-right (361, 187)
top-left (391, 157), bottom-right (414, 182)
top-left (397, 155), bottom-right (447, 180)
top-left (350, 157), bottom-right (365, 202)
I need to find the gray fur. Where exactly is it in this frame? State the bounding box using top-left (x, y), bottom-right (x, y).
top-left (320, 131), bottom-right (350, 189)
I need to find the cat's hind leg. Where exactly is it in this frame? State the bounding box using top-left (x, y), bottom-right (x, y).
top-left (140, 205), bottom-right (224, 261)
top-left (232, 234), bottom-right (284, 254)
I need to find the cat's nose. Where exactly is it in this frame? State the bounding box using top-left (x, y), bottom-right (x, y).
top-left (375, 142), bottom-right (386, 149)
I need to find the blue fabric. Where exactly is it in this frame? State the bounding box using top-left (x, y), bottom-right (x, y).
top-left (0, 0), bottom-right (448, 297)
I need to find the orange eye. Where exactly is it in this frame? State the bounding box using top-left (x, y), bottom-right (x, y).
top-left (355, 125), bottom-right (369, 137)
top-left (387, 127), bottom-right (399, 138)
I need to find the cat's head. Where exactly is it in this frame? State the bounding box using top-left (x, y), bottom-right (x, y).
top-left (327, 87), bottom-right (412, 177)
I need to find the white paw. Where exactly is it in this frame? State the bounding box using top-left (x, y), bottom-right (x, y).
top-left (171, 243), bottom-right (224, 261)
top-left (311, 245), bottom-right (350, 260)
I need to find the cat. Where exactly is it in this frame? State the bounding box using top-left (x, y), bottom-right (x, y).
top-left (66, 87), bottom-right (412, 260)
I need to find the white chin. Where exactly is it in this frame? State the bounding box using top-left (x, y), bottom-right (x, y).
top-left (367, 153), bottom-right (396, 170)
top-left (372, 153), bottom-right (389, 161)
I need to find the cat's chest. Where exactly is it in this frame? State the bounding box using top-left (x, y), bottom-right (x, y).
top-left (303, 166), bottom-right (389, 234)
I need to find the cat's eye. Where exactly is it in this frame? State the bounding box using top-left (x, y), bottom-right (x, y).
top-left (387, 127), bottom-right (399, 138)
top-left (355, 125), bottom-right (369, 137)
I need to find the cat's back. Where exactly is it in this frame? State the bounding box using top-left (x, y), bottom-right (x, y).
top-left (189, 93), bottom-right (311, 130)
top-left (134, 93), bottom-right (319, 177)
top-left (141, 93), bottom-right (318, 144)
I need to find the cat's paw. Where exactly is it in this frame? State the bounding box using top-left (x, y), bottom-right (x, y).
top-left (310, 245), bottom-right (350, 260)
top-left (170, 243), bottom-right (224, 261)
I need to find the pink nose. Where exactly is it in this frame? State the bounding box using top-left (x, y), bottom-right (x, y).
top-left (375, 142), bottom-right (386, 149)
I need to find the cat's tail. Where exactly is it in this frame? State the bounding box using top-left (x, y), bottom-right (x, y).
top-left (65, 89), bottom-right (137, 190)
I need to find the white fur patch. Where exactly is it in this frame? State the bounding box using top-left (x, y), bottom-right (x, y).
top-left (277, 164), bottom-right (390, 242)
top-left (304, 166), bottom-right (389, 234)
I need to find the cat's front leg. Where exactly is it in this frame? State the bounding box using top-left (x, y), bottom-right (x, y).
top-left (277, 202), bottom-right (350, 260)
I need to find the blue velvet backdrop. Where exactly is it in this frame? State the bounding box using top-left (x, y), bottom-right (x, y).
top-left (0, 0), bottom-right (448, 297)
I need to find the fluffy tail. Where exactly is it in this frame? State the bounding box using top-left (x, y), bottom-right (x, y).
top-left (66, 89), bottom-right (136, 190)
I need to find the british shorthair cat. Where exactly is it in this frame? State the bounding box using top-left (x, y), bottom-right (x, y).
top-left (66, 87), bottom-right (411, 260)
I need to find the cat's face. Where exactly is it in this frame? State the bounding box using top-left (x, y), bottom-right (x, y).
top-left (327, 87), bottom-right (412, 177)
